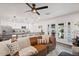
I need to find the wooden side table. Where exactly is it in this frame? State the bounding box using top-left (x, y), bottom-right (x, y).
top-left (72, 45), bottom-right (79, 56)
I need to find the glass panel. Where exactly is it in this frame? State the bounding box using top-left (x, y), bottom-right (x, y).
top-left (47, 24), bottom-right (55, 35)
top-left (51, 24), bottom-right (55, 34)
top-left (58, 23), bottom-right (64, 39)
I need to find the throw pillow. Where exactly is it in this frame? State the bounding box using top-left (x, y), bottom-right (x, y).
top-left (17, 37), bottom-right (31, 50)
top-left (7, 42), bottom-right (19, 56)
top-left (42, 35), bottom-right (49, 43)
top-left (37, 35), bottom-right (50, 44)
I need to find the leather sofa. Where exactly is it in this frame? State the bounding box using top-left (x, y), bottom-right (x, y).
top-left (29, 35), bottom-right (56, 56)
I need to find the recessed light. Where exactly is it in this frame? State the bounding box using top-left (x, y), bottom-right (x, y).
top-left (46, 12), bottom-right (50, 15)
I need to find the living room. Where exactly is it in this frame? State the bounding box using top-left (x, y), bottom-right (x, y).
top-left (0, 3), bottom-right (79, 56)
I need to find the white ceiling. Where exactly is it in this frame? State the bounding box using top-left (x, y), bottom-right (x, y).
top-left (0, 3), bottom-right (79, 23)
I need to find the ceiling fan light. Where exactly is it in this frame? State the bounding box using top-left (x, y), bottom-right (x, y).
top-left (32, 10), bottom-right (36, 13)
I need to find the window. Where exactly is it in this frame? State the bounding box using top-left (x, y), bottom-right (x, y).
top-left (58, 23), bottom-right (64, 39)
top-left (47, 24), bottom-right (55, 35)
top-left (51, 24), bottom-right (55, 34)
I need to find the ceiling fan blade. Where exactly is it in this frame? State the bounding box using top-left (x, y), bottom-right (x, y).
top-left (36, 6), bottom-right (48, 10)
top-left (24, 10), bottom-right (31, 13)
top-left (26, 3), bottom-right (32, 9)
top-left (36, 11), bottom-right (40, 15)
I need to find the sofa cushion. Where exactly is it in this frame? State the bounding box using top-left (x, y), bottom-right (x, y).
top-left (17, 37), bottom-right (31, 50)
top-left (0, 40), bottom-right (11, 56)
top-left (34, 44), bottom-right (47, 52)
top-left (19, 46), bottom-right (38, 56)
top-left (30, 37), bottom-right (37, 46)
top-left (7, 42), bottom-right (19, 56)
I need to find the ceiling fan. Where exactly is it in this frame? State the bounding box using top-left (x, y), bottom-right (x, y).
top-left (25, 3), bottom-right (48, 15)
